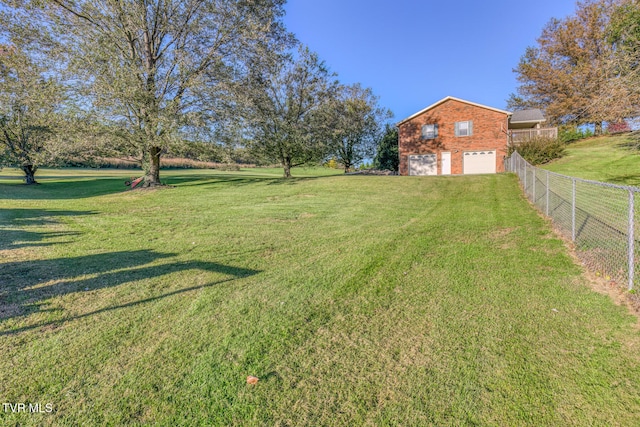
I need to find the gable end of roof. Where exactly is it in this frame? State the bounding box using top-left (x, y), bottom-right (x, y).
top-left (397, 96), bottom-right (511, 126)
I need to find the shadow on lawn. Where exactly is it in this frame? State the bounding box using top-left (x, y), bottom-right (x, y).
top-left (0, 229), bottom-right (81, 250)
top-left (0, 178), bottom-right (129, 200)
top-left (0, 249), bottom-right (260, 334)
top-left (1, 173), bottom-right (335, 199)
top-left (607, 174), bottom-right (640, 187)
top-left (164, 174), bottom-right (329, 188)
top-left (0, 209), bottom-right (96, 250)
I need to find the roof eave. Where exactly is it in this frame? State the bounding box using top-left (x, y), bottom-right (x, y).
top-left (509, 119), bottom-right (547, 124)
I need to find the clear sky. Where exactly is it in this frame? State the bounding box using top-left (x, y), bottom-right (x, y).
top-left (284, 0), bottom-right (578, 122)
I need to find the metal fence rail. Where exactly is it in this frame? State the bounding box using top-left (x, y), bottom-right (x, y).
top-left (506, 151), bottom-right (640, 290)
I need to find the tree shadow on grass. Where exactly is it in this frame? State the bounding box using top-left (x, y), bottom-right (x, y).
top-left (616, 140), bottom-right (640, 150)
top-left (0, 249), bottom-right (260, 330)
top-left (164, 175), bottom-right (276, 188)
top-left (264, 176), bottom-right (325, 186)
top-left (606, 174), bottom-right (640, 187)
top-left (1, 276), bottom-right (243, 336)
top-left (0, 229), bottom-right (81, 250)
top-left (0, 173), bottom-right (335, 200)
top-left (0, 178), bottom-right (130, 200)
top-left (164, 174), bottom-right (328, 188)
top-left (0, 208), bottom-right (97, 250)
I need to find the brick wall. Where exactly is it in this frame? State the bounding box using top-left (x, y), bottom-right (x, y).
top-left (398, 99), bottom-right (509, 175)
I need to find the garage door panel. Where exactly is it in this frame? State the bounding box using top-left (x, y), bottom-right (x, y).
top-left (463, 150), bottom-right (496, 174)
top-left (409, 154), bottom-right (437, 176)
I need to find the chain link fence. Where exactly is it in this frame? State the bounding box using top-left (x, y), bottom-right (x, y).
top-left (506, 151), bottom-right (640, 290)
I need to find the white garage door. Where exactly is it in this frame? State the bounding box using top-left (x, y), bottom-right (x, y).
top-left (463, 150), bottom-right (496, 174)
top-left (409, 154), bottom-right (437, 176)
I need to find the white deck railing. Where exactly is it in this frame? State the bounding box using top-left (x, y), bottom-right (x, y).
top-left (510, 127), bottom-right (558, 143)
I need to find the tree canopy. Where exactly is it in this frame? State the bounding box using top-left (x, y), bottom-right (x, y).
top-left (240, 46), bottom-right (339, 177)
top-left (1, 0), bottom-right (290, 186)
top-left (373, 124), bottom-right (399, 172)
top-left (0, 1), bottom-right (394, 183)
top-left (0, 45), bottom-right (63, 184)
top-left (509, 0), bottom-right (640, 132)
top-left (324, 84), bottom-right (392, 173)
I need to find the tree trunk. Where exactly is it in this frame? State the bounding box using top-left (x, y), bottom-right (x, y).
top-left (143, 146), bottom-right (162, 187)
top-left (594, 121), bottom-right (603, 136)
top-left (22, 164), bottom-right (38, 185)
top-left (282, 158), bottom-right (292, 178)
top-left (344, 160), bottom-right (352, 173)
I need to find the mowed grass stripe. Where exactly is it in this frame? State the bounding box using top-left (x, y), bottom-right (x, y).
top-left (0, 170), bottom-right (639, 426)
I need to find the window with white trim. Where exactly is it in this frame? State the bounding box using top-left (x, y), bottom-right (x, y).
top-left (421, 124), bottom-right (438, 139)
top-left (455, 120), bottom-right (473, 137)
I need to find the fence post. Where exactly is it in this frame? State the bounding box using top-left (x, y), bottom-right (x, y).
top-left (520, 154), bottom-right (523, 179)
top-left (532, 168), bottom-right (536, 204)
top-left (572, 178), bottom-right (576, 242)
top-left (628, 190), bottom-right (635, 290)
top-left (524, 162), bottom-right (527, 196)
top-left (546, 170), bottom-right (550, 216)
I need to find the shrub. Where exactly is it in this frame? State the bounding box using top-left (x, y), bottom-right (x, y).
top-left (607, 120), bottom-right (631, 134)
top-left (324, 158), bottom-right (339, 169)
top-left (358, 161), bottom-right (373, 170)
top-left (559, 126), bottom-right (593, 143)
top-left (373, 125), bottom-right (399, 171)
top-left (509, 137), bottom-right (566, 165)
top-left (216, 164), bottom-right (241, 171)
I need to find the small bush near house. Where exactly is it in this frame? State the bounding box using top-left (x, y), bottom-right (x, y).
top-left (509, 137), bottom-right (566, 165)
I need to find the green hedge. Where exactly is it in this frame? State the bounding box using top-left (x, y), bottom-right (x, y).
top-left (508, 137), bottom-right (566, 165)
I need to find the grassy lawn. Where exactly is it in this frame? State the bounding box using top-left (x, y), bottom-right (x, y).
top-left (541, 135), bottom-right (640, 186)
top-left (1, 168), bottom-right (639, 425)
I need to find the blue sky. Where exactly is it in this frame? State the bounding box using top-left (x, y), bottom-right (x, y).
top-left (284, 0), bottom-right (578, 122)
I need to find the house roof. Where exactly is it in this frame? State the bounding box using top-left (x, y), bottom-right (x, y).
top-left (397, 96), bottom-right (511, 126)
top-left (509, 109), bottom-right (546, 124)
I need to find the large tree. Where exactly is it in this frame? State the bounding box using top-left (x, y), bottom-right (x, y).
top-left (324, 84), bottom-right (392, 173)
top-left (241, 46), bottom-right (339, 178)
top-left (0, 45), bottom-right (62, 184)
top-left (509, 0), bottom-right (617, 132)
top-left (605, 0), bottom-right (640, 121)
top-left (1, 0), bottom-right (288, 187)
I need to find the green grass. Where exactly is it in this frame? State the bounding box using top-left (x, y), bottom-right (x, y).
top-left (541, 135), bottom-right (640, 186)
top-left (1, 168), bottom-right (639, 426)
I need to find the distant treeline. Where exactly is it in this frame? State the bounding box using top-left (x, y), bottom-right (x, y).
top-left (57, 157), bottom-right (255, 171)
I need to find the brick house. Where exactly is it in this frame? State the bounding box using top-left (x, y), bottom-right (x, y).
top-left (397, 96), bottom-right (511, 176)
